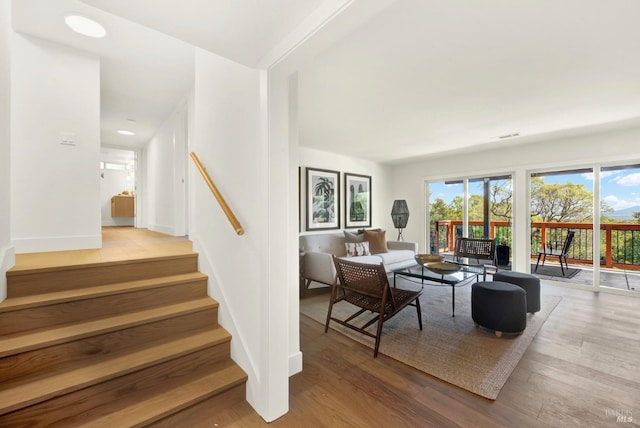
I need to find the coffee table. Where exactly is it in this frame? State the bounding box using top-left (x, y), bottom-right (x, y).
top-left (392, 262), bottom-right (483, 316)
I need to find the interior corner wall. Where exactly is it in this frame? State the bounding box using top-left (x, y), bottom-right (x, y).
top-left (192, 48), bottom-right (285, 420)
top-left (0, 0), bottom-right (14, 302)
top-left (391, 126), bottom-right (640, 271)
top-left (298, 147), bottom-right (394, 235)
top-left (10, 33), bottom-right (101, 253)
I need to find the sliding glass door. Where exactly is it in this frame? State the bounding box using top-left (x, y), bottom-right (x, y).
top-left (599, 164), bottom-right (640, 292)
top-left (428, 180), bottom-right (463, 255)
top-left (530, 169), bottom-right (594, 286)
top-left (427, 175), bottom-right (513, 263)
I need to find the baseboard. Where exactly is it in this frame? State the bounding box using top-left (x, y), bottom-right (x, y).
top-left (12, 234), bottom-right (102, 253)
top-left (102, 218), bottom-right (135, 227)
top-left (289, 350), bottom-right (303, 376)
top-left (0, 244), bottom-right (15, 302)
top-left (147, 223), bottom-right (175, 236)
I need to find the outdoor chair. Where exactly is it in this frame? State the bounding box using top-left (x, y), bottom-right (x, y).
top-left (454, 237), bottom-right (497, 280)
top-left (535, 230), bottom-right (575, 276)
top-left (326, 256), bottom-right (422, 358)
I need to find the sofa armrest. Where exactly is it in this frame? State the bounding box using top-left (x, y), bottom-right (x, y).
top-left (303, 251), bottom-right (337, 286)
top-left (387, 240), bottom-right (417, 253)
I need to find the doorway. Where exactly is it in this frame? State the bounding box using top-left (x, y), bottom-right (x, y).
top-left (100, 147), bottom-right (137, 227)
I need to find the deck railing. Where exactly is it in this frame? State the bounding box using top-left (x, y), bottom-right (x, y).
top-left (435, 220), bottom-right (640, 271)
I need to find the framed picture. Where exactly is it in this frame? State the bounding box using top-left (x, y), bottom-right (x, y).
top-left (306, 167), bottom-right (340, 230)
top-left (345, 173), bottom-right (371, 228)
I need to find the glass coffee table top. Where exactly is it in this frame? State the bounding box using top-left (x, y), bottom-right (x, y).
top-left (392, 262), bottom-right (484, 316)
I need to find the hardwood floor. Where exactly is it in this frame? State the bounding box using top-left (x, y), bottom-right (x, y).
top-left (11, 227), bottom-right (191, 272)
top-left (9, 228), bottom-right (638, 427)
top-left (199, 285), bottom-right (639, 427)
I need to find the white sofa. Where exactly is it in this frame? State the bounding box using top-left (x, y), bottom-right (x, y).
top-left (299, 231), bottom-right (417, 288)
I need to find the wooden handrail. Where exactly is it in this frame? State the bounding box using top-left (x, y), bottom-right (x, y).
top-left (190, 152), bottom-right (244, 236)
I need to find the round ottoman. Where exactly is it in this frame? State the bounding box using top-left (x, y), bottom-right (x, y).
top-left (472, 281), bottom-right (527, 337)
top-left (493, 271), bottom-right (541, 313)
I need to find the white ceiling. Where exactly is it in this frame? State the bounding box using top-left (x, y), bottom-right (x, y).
top-left (11, 0), bottom-right (640, 164)
top-left (297, 0), bottom-right (640, 164)
top-left (11, 0), bottom-right (322, 148)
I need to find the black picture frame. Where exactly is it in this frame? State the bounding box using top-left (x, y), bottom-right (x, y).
top-left (306, 167), bottom-right (340, 231)
top-left (344, 172), bottom-right (372, 229)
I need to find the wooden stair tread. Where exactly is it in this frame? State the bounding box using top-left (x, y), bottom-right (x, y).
top-left (74, 361), bottom-right (247, 427)
top-left (0, 326), bottom-right (231, 415)
top-left (0, 297), bottom-right (218, 359)
top-left (0, 272), bottom-right (207, 313)
top-left (7, 252), bottom-right (198, 276)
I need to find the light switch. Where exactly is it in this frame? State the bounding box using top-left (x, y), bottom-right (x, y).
top-left (61, 132), bottom-right (76, 146)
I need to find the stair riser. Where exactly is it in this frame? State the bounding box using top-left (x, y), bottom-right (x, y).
top-left (0, 279), bottom-right (208, 336)
top-left (0, 308), bottom-right (219, 383)
top-left (7, 255), bottom-right (199, 298)
top-left (0, 344), bottom-right (233, 427)
top-left (151, 383), bottom-right (247, 428)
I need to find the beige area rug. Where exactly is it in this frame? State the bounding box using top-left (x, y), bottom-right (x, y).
top-left (300, 279), bottom-right (561, 400)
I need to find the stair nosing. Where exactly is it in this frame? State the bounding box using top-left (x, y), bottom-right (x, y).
top-left (77, 362), bottom-right (247, 428)
top-left (7, 252), bottom-right (199, 277)
top-left (0, 297), bottom-right (219, 359)
top-left (0, 327), bottom-right (232, 415)
top-left (0, 272), bottom-right (209, 313)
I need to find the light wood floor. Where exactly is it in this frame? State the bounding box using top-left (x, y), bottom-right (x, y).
top-left (11, 227), bottom-right (191, 272)
top-left (206, 288), bottom-right (640, 427)
top-left (9, 228), bottom-right (639, 427)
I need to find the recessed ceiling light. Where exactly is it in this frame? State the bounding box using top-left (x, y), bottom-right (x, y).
top-left (64, 14), bottom-right (106, 38)
top-left (117, 130), bottom-right (135, 136)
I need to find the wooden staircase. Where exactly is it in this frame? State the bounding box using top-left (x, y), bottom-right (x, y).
top-left (0, 251), bottom-right (247, 427)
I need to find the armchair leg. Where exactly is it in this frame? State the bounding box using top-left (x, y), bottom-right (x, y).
top-left (324, 283), bottom-right (339, 333)
top-left (535, 253), bottom-right (543, 271)
top-left (415, 297), bottom-right (423, 330)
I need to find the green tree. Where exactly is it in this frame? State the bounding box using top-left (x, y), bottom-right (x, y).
top-left (530, 177), bottom-right (594, 222)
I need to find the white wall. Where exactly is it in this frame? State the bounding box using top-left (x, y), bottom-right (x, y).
top-left (144, 102), bottom-right (188, 236)
top-left (0, 0), bottom-right (14, 302)
top-left (191, 48), bottom-right (292, 421)
top-left (10, 34), bottom-right (101, 253)
top-left (391, 125), bottom-right (640, 272)
top-left (299, 147), bottom-right (394, 235)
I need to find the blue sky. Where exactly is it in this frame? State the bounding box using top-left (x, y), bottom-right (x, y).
top-left (430, 166), bottom-right (640, 212)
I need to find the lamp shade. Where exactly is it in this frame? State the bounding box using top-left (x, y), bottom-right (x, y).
top-left (391, 200), bottom-right (409, 228)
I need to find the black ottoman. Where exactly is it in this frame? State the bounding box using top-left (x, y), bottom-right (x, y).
top-left (493, 271), bottom-right (541, 313)
top-left (472, 281), bottom-right (527, 337)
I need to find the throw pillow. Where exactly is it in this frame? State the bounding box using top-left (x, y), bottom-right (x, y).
top-left (344, 230), bottom-right (365, 243)
top-left (357, 228), bottom-right (382, 235)
top-left (364, 229), bottom-right (388, 254)
top-left (345, 241), bottom-right (371, 257)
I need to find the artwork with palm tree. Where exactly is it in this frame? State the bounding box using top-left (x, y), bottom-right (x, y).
top-left (345, 173), bottom-right (371, 228)
top-left (306, 168), bottom-right (340, 230)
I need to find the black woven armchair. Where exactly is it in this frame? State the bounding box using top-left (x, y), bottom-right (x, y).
top-left (326, 256), bottom-right (422, 357)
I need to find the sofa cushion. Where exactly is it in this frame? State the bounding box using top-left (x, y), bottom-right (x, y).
top-left (364, 229), bottom-right (388, 254)
top-left (339, 255), bottom-right (383, 265)
top-left (300, 232), bottom-right (347, 257)
top-left (345, 241), bottom-right (371, 257)
top-left (344, 230), bottom-right (365, 243)
top-left (378, 250), bottom-right (415, 266)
